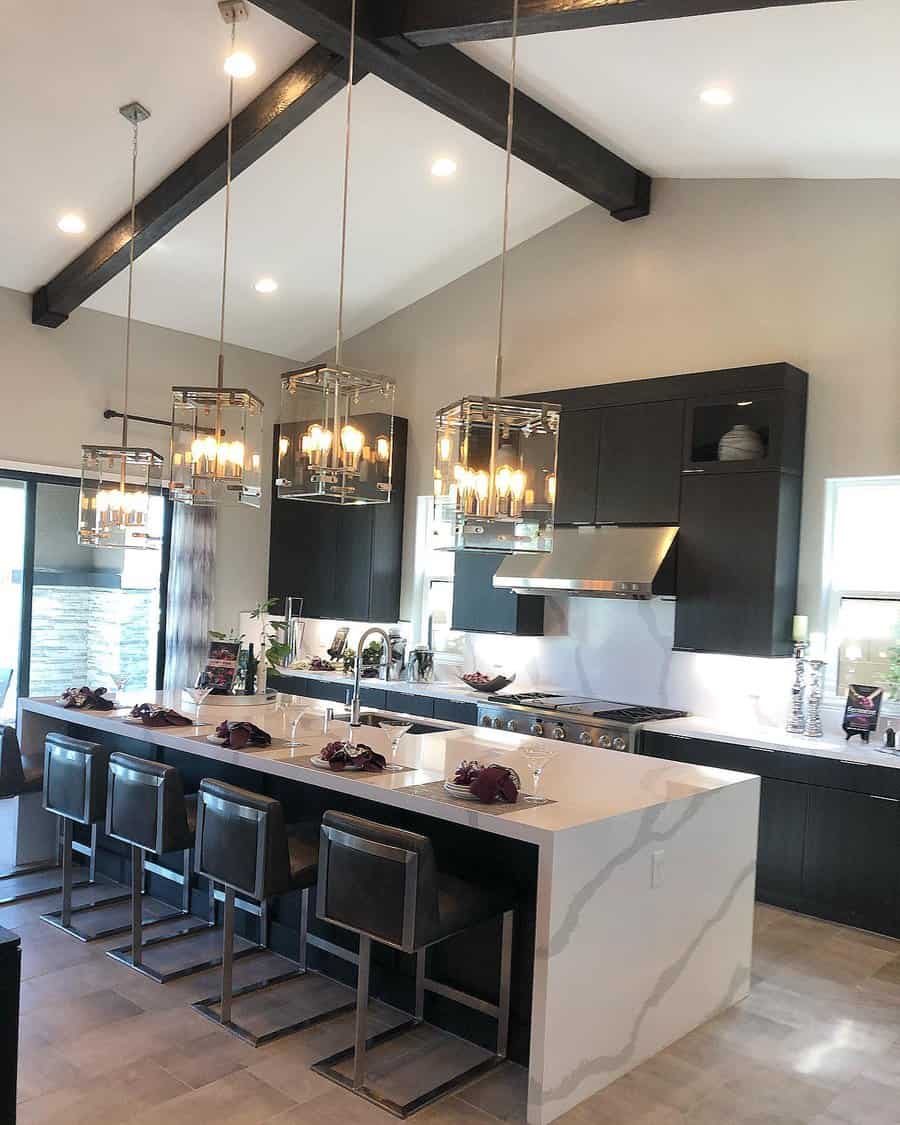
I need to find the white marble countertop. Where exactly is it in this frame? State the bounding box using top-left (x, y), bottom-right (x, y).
top-left (644, 714), bottom-right (900, 770)
top-left (19, 693), bottom-right (755, 845)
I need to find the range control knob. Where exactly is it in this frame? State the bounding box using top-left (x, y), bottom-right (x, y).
top-left (612, 736), bottom-right (627, 752)
top-left (578, 731), bottom-right (593, 746)
top-left (506, 720), bottom-right (518, 732)
top-left (598, 734), bottom-right (612, 749)
top-left (492, 717), bottom-right (504, 730)
top-left (552, 725), bottom-right (566, 741)
top-left (530, 721), bottom-right (544, 737)
top-left (481, 716), bottom-right (493, 727)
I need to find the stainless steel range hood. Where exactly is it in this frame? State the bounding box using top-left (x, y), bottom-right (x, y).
top-left (493, 525), bottom-right (678, 600)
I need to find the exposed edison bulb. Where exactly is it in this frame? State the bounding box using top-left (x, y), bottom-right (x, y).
top-left (376, 435), bottom-right (390, 462)
top-left (251, 453), bottom-right (260, 472)
top-left (495, 465), bottom-right (512, 498)
top-left (341, 424), bottom-right (364, 456)
top-left (224, 50), bottom-right (256, 78)
top-left (510, 469), bottom-right (527, 501)
top-left (438, 435), bottom-right (452, 462)
top-left (546, 474), bottom-right (557, 503)
top-left (475, 471), bottom-right (490, 502)
top-left (433, 474), bottom-right (443, 497)
top-left (279, 436), bottom-right (289, 458)
top-left (453, 463), bottom-right (466, 484)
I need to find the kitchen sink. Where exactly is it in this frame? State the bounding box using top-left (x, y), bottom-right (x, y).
top-left (333, 712), bottom-right (453, 737)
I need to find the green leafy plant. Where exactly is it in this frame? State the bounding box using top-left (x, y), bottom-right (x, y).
top-left (209, 627), bottom-right (244, 644)
top-left (251, 599), bottom-right (291, 671)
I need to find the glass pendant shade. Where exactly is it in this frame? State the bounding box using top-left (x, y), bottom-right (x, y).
top-left (78, 445), bottom-right (164, 549)
top-left (170, 387), bottom-right (264, 507)
top-left (277, 365), bottom-right (396, 506)
top-left (433, 396), bottom-right (560, 552)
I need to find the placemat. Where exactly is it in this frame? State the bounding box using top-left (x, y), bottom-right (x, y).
top-left (292, 754), bottom-right (415, 775)
top-left (404, 780), bottom-right (555, 815)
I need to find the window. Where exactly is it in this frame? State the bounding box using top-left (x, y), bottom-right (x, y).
top-left (412, 496), bottom-right (464, 661)
top-left (823, 477), bottom-right (900, 705)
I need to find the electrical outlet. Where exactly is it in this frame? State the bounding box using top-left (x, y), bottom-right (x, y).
top-left (651, 849), bottom-right (665, 889)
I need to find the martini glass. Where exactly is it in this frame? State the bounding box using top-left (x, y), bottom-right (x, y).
top-left (278, 696), bottom-right (307, 746)
top-left (377, 717), bottom-right (413, 767)
top-left (184, 684), bottom-right (213, 731)
top-left (111, 671), bottom-right (129, 707)
top-left (523, 745), bottom-right (556, 801)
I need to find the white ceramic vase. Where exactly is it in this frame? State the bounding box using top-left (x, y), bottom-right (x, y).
top-left (717, 423), bottom-right (764, 462)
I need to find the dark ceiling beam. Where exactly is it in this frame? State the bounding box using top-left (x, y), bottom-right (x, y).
top-left (252, 0), bottom-right (651, 220)
top-left (391, 0), bottom-right (850, 46)
top-left (33, 45), bottom-right (349, 327)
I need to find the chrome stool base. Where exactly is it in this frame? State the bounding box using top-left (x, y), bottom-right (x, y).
top-left (0, 863), bottom-right (90, 906)
top-left (41, 893), bottom-right (186, 943)
top-left (108, 923), bottom-right (256, 984)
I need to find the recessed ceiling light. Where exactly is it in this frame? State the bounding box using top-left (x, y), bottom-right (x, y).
top-left (254, 277), bottom-right (278, 294)
top-left (57, 213), bottom-right (86, 234)
top-left (431, 157), bottom-right (457, 178)
top-left (225, 50), bottom-right (256, 79)
top-left (700, 87), bottom-right (733, 107)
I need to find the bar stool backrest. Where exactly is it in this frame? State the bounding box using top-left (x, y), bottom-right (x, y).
top-left (42, 733), bottom-right (109, 825)
top-left (106, 753), bottom-right (191, 855)
top-left (0, 726), bottom-right (25, 798)
top-left (195, 779), bottom-right (290, 901)
top-left (317, 811), bottom-right (440, 954)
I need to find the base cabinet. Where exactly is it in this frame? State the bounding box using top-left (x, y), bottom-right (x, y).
top-left (641, 730), bottom-right (900, 937)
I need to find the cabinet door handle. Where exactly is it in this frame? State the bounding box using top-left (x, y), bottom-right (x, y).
top-left (839, 759), bottom-right (869, 767)
top-left (868, 795), bottom-right (899, 803)
top-left (682, 469), bottom-right (705, 475)
top-left (748, 746), bottom-right (777, 753)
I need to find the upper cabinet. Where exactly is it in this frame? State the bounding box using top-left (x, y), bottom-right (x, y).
top-left (451, 550), bottom-right (545, 636)
top-left (683, 387), bottom-right (805, 476)
top-left (554, 400), bottom-right (683, 526)
top-left (268, 417), bottom-right (408, 622)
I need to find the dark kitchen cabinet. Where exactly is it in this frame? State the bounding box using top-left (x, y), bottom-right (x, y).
top-left (268, 418), bottom-right (407, 622)
top-left (553, 401), bottom-right (683, 526)
top-left (802, 787), bottom-right (900, 935)
top-left (434, 698), bottom-right (478, 726)
top-left (640, 730), bottom-right (900, 938)
top-left (595, 400), bottom-right (684, 525)
top-left (683, 388), bottom-right (805, 476)
top-left (451, 550), bottom-right (545, 636)
top-left (383, 690), bottom-right (435, 718)
top-left (674, 471), bottom-right (801, 657)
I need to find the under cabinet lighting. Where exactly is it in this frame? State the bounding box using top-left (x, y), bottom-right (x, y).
top-left (254, 277), bottom-right (278, 293)
top-left (225, 50), bottom-right (256, 78)
top-left (431, 157), bottom-right (457, 178)
top-left (700, 87), bottom-right (733, 107)
top-left (737, 400), bottom-right (753, 407)
top-left (57, 213), bottom-right (86, 234)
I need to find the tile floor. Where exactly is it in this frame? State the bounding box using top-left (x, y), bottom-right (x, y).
top-left (7, 893), bottom-right (900, 1124)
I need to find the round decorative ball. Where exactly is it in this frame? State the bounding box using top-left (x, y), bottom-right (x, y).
top-left (718, 423), bottom-right (764, 462)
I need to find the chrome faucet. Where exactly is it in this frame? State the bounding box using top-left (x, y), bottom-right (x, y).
top-left (349, 627), bottom-right (391, 726)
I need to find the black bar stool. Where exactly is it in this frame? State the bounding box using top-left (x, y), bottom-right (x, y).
top-left (39, 733), bottom-right (133, 940)
top-left (103, 753), bottom-right (215, 982)
top-left (312, 810), bottom-right (515, 1119)
top-left (192, 779), bottom-right (355, 1046)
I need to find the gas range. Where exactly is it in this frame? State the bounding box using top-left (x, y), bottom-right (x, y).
top-left (475, 692), bottom-right (687, 753)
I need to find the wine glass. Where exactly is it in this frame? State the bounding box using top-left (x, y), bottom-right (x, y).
top-left (184, 684), bottom-right (213, 730)
top-left (522, 745), bottom-right (556, 802)
top-left (111, 671), bottom-right (129, 707)
top-left (277, 696), bottom-right (307, 745)
top-left (377, 717), bottom-right (413, 767)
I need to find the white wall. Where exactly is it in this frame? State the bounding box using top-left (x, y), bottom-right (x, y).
top-left (334, 179), bottom-right (900, 720)
top-left (0, 284), bottom-right (294, 630)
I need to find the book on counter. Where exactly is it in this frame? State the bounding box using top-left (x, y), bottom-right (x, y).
top-left (199, 641), bottom-right (241, 694)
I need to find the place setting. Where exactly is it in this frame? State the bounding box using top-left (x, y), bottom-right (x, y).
top-left (409, 747), bottom-right (558, 815)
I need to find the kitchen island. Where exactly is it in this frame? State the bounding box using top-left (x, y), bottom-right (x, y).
top-left (17, 693), bottom-right (758, 1125)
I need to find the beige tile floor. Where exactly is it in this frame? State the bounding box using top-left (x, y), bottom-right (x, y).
top-left (7, 893), bottom-right (900, 1124)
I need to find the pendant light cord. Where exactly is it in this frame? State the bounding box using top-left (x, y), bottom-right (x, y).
top-left (217, 20), bottom-right (236, 389)
top-left (122, 115), bottom-right (140, 447)
top-left (494, 0), bottom-right (519, 398)
top-left (334, 0), bottom-right (358, 370)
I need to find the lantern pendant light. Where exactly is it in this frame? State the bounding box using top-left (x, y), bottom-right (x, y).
top-left (169, 0), bottom-right (263, 508)
top-left (78, 102), bottom-right (165, 550)
top-left (432, 0), bottom-right (560, 553)
top-left (276, 0), bottom-right (396, 507)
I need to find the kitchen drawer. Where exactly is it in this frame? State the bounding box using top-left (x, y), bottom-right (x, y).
top-left (305, 679), bottom-right (351, 704)
top-left (383, 691), bottom-right (435, 718)
top-left (434, 699), bottom-right (478, 726)
top-left (267, 674), bottom-right (306, 697)
top-left (359, 686), bottom-right (386, 709)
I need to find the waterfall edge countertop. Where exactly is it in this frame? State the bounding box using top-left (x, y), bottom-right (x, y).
top-left (18, 693), bottom-right (758, 1125)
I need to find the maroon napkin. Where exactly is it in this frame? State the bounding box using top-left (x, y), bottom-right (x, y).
top-left (131, 704), bottom-right (191, 727)
top-left (455, 761), bottom-right (519, 804)
top-left (321, 740), bottom-right (386, 772)
top-left (57, 686), bottom-right (115, 711)
top-left (215, 721), bottom-right (272, 750)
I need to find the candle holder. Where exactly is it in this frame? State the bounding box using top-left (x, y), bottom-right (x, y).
top-left (787, 642), bottom-right (807, 734)
top-left (804, 659), bottom-right (826, 738)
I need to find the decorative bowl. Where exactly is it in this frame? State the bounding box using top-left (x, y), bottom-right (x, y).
top-left (457, 673), bottom-right (516, 695)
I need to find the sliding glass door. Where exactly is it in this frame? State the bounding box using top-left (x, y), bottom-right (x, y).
top-left (0, 471), bottom-right (169, 713)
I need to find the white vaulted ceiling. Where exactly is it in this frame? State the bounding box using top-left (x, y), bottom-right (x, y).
top-left (2, 0), bottom-right (900, 359)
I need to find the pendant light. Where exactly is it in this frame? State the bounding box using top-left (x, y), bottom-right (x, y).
top-left (432, 0), bottom-right (560, 553)
top-left (169, 0), bottom-right (263, 508)
top-left (276, 0), bottom-right (396, 507)
top-left (78, 102), bottom-right (165, 550)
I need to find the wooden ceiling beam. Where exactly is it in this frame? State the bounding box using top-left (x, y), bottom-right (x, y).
top-left (33, 45), bottom-right (349, 327)
top-left (392, 0), bottom-right (851, 47)
top-left (252, 0), bottom-right (651, 219)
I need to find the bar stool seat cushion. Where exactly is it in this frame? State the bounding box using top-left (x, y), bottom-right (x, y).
top-left (433, 871), bottom-right (516, 947)
top-left (286, 822), bottom-right (320, 890)
top-left (0, 725), bottom-right (43, 798)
